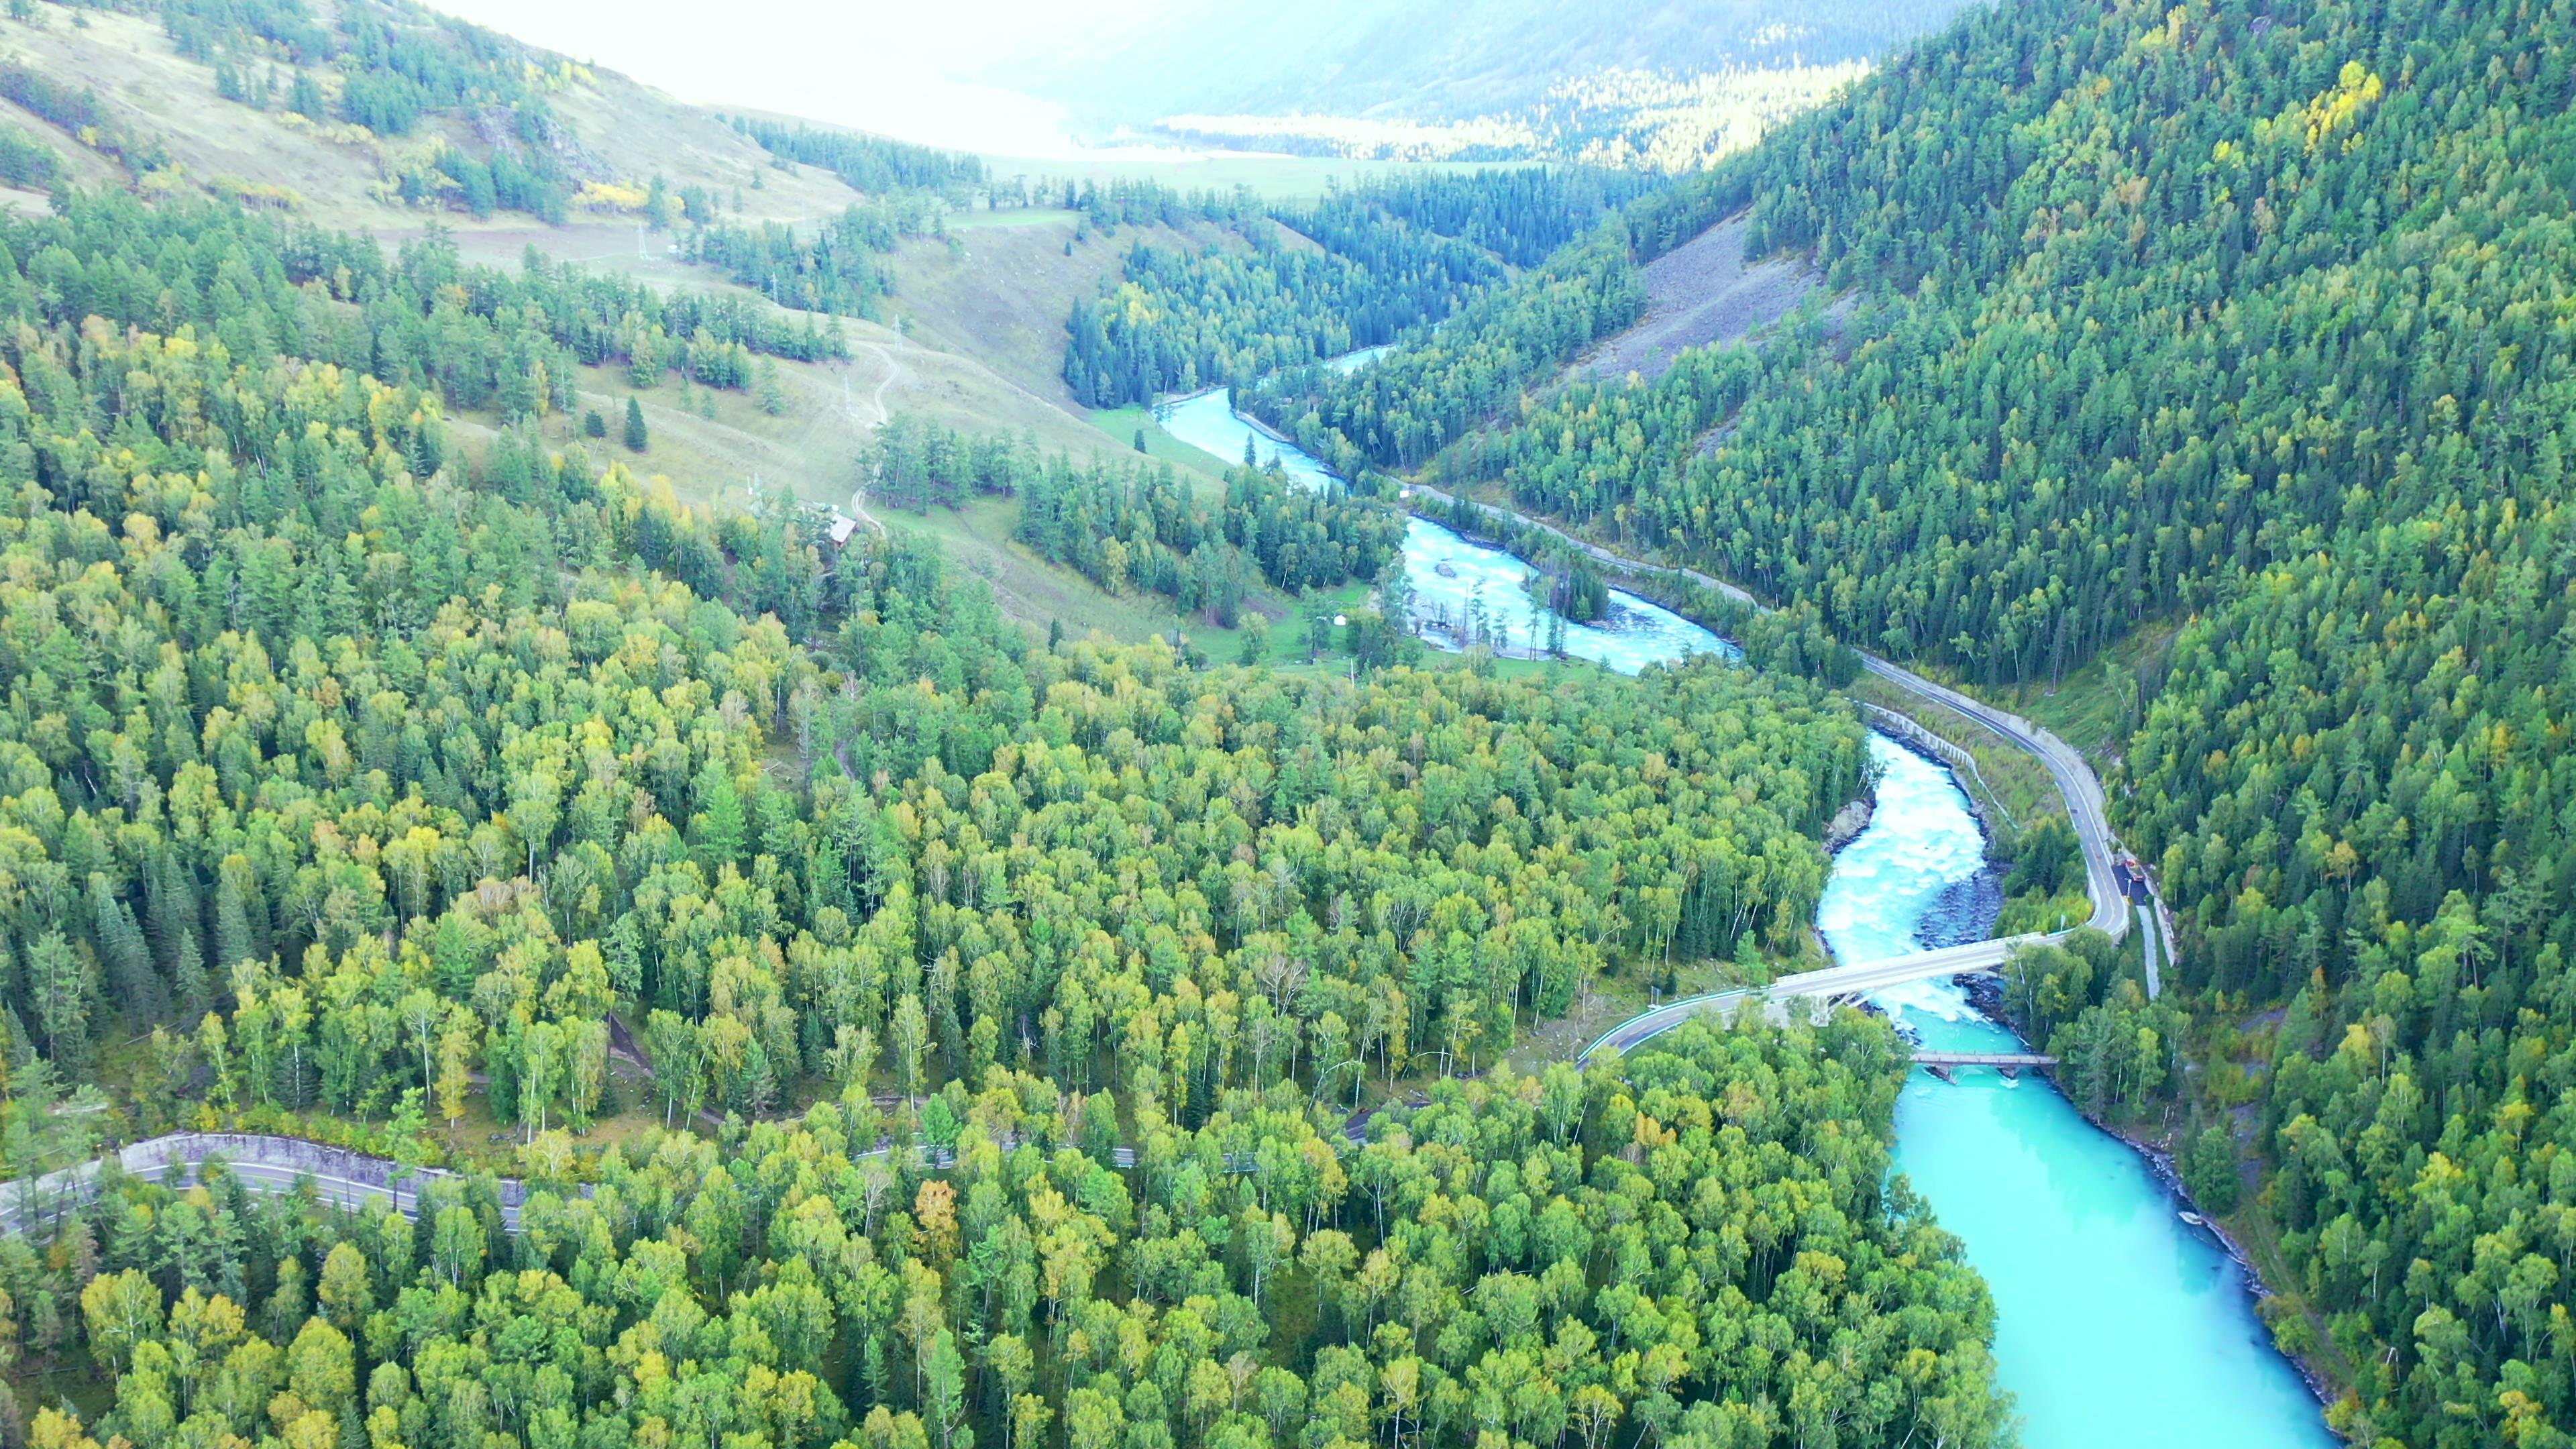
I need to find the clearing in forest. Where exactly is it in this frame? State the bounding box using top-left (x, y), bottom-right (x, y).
top-left (1577, 213), bottom-right (1820, 382)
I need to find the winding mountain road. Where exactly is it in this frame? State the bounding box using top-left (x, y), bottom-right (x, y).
top-left (0, 489), bottom-right (2155, 1236)
top-left (1400, 486), bottom-right (2147, 1061)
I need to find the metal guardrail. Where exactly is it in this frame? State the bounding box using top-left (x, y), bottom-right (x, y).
top-left (1858, 702), bottom-right (2019, 830)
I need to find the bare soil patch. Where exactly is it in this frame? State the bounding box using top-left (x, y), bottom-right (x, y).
top-left (1576, 214), bottom-right (1822, 382)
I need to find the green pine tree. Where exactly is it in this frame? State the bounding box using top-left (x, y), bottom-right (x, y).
top-left (689, 764), bottom-right (747, 871)
top-left (623, 397), bottom-right (649, 451)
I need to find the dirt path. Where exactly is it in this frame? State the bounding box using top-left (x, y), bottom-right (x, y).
top-left (836, 343), bottom-right (902, 536)
top-left (847, 341), bottom-right (902, 431)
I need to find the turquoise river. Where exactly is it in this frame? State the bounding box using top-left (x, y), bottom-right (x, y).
top-left (1157, 368), bottom-right (2336, 1444)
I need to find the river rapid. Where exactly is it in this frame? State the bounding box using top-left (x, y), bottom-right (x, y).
top-left (1152, 366), bottom-right (2334, 1445)
top-left (1158, 374), bottom-right (1735, 673)
top-left (1827, 741), bottom-right (2333, 1446)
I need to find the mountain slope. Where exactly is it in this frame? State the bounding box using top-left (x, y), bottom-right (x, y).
top-left (1303, 0), bottom-right (2576, 1430)
top-left (0, 0), bottom-right (859, 228)
top-left (983, 0), bottom-right (1976, 166)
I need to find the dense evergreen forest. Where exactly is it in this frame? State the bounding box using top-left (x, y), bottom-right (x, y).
top-left (0, 123), bottom-right (56, 192)
top-left (1242, 229), bottom-right (1648, 472)
top-left (730, 119), bottom-right (987, 195)
top-left (1235, 178), bottom-right (1739, 472)
top-left (1257, 0), bottom-right (2576, 1436)
top-left (26, 0), bottom-right (2576, 1432)
top-left (1062, 170), bottom-right (1654, 408)
top-left (6, 195), bottom-right (843, 431)
top-left (0, 172), bottom-right (2019, 1449)
top-left (0, 187), bottom-right (1866, 1135)
top-left (1276, 171), bottom-right (1664, 270)
top-left (7, 1022), bottom-right (2006, 1449)
top-left (1015, 450), bottom-right (1406, 621)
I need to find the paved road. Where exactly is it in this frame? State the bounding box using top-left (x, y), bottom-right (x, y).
top-left (3, 495), bottom-right (2155, 1234)
top-left (0, 1134), bottom-right (515, 1238)
top-left (1851, 654), bottom-right (2129, 941)
top-left (1407, 484), bottom-right (2154, 1064)
top-left (0, 1128), bottom-right (1152, 1240)
top-left (1408, 484), bottom-right (2135, 936)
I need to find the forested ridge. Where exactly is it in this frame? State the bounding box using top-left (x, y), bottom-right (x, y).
top-left (0, 162), bottom-right (2027, 1448)
top-left (1277, 0), bottom-right (2576, 1436)
top-left (1061, 170), bottom-right (1654, 408)
top-left (729, 120), bottom-right (987, 195)
top-left (1235, 177), bottom-right (1741, 475)
top-left (9, 195), bottom-right (843, 437)
top-left (1242, 229), bottom-right (1647, 474)
top-left (1426, 0), bottom-right (2576, 688)
top-left (1015, 451), bottom-right (1406, 621)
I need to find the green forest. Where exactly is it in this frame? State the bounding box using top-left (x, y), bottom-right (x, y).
top-left (6, 1022), bottom-right (2006, 1449)
top-left (1015, 452), bottom-right (1406, 619)
top-left (1061, 170), bottom-right (1652, 409)
top-left (1222, 0), bottom-right (2576, 1438)
top-left (9, 0), bottom-right (2576, 1436)
top-left (1241, 229), bottom-right (1647, 474)
top-left (0, 150), bottom-right (2027, 1447)
top-left (729, 119), bottom-right (987, 196)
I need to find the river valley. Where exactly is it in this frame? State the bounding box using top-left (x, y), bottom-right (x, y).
top-left (1158, 365), bottom-right (2336, 1446)
top-left (1158, 380), bottom-right (1737, 673)
top-left (1835, 741), bottom-right (2334, 1446)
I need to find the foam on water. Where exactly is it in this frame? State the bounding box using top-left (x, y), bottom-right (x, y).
top-left (1155, 364), bottom-right (1735, 676)
top-left (1827, 738), bottom-right (2334, 1446)
top-left (1400, 518), bottom-right (1735, 675)
top-left (1817, 737), bottom-right (1990, 969)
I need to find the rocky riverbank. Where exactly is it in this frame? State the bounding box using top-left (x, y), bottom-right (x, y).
top-left (1823, 790), bottom-right (1876, 851)
top-left (1953, 973), bottom-right (2338, 1409)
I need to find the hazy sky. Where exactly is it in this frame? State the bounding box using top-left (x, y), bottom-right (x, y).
top-left (419, 0), bottom-right (1161, 156)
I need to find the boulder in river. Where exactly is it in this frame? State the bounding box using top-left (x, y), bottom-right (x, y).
top-left (1824, 793), bottom-right (1876, 852)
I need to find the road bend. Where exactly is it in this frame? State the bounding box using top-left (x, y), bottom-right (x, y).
top-left (1, 498), bottom-right (2157, 1235)
top-left (1403, 485), bottom-right (2155, 1063)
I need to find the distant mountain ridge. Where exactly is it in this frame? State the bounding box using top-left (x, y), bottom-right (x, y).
top-left (983, 0), bottom-right (1978, 153)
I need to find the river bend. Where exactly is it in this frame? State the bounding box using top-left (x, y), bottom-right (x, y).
top-left (1158, 366), bottom-right (2334, 1446)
